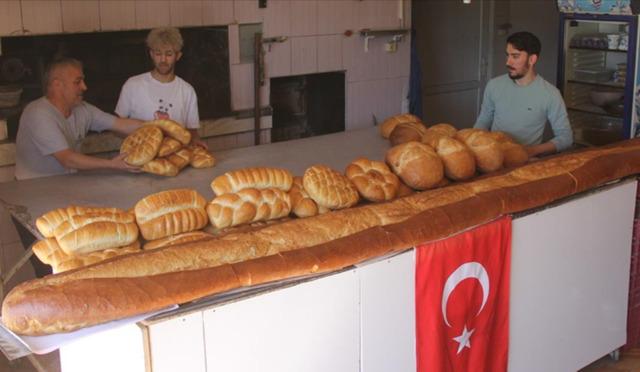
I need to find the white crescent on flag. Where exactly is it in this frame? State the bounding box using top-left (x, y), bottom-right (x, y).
top-left (441, 262), bottom-right (490, 327)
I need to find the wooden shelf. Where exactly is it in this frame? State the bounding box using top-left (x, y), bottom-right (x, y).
top-left (569, 46), bottom-right (628, 53)
top-left (567, 79), bottom-right (625, 89)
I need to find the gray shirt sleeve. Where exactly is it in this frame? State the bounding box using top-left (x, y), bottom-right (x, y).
top-left (84, 102), bottom-right (117, 132)
top-left (474, 82), bottom-right (495, 130)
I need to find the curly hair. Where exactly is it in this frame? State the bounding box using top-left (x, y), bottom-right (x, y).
top-left (146, 27), bottom-right (184, 52)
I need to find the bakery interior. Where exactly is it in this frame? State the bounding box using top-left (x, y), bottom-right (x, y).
top-left (1, 0), bottom-right (640, 371)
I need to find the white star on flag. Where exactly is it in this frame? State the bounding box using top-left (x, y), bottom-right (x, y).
top-left (453, 325), bottom-right (475, 354)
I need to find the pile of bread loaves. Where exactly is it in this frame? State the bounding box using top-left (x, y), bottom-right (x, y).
top-left (382, 113), bottom-right (530, 188)
top-left (120, 119), bottom-right (216, 176)
top-left (31, 114), bottom-right (532, 274)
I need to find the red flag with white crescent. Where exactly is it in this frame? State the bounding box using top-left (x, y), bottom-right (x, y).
top-left (415, 216), bottom-right (511, 372)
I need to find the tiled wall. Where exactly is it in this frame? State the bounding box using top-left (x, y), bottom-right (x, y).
top-left (228, 0), bottom-right (412, 130)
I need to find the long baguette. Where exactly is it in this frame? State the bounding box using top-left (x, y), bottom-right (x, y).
top-left (4, 141), bottom-right (640, 335)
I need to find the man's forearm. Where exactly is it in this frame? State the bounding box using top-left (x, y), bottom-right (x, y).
top-left (53, 149), bottom-right (116, 171)
top-left (112, 117), bottom-right (142, 136)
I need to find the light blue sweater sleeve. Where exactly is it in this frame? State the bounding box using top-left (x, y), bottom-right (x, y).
top-left (474, 82), bottom-right (494, 130)
top-left (546, 88), bottom-right (573, 151)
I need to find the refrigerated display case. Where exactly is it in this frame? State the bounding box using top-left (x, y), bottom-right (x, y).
top-left (558, 13), bottom-right (638, 146)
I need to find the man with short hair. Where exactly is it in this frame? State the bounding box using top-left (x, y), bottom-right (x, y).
top-left (15, 58), bottom-right (142, 180)
top-left (474, 31), bottom-right (573, 157)
top-left (116, 27), bottom-right (207, 148)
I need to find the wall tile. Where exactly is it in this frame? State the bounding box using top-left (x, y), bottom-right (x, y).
top-left (346, 77), bottom-right (407, 130)
top-left (290, 0), bottom-right (317, 36)
top-left (228, 24), bottom-right (240, 65)
top-left (317, 0), bottom-right (357, 35)
top-left (291, 36), bottom-right (317, 76)
top-left (203, 0), bottom-right (234, 25)
top-left (170, 0), bottom-right (203, 27)
top-left (135, 0), bottom-right (171, 30)
top-left (342, 32), bottom-right (410, 82)
top-left (318, 34), bottom-right (343, 73)
top-left (230, 63), bottom-right (255, 110)
top-left (21, 0), bottom-right (63, 35)
top-left (0, 0), bottom-right (22, 36)
top-left (357, 0), bottom-right (402, 31)
top-left (264, 39), bottom-right (291, 78)
top-left (263, 0), bottom-right (290, 38)
top-left (61, 0), bottom-right (100, 33)
top-left (99, 0), bottom-right (136, 31)
top-left (234, 0), bottom-right (263, 24)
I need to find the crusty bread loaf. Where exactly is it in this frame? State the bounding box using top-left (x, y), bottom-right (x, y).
top-left (36, 206), bottom-right (128, 238)
top-left (455, 130), bottom-right (504, 173)
top-left (211, 167), bottom-right (293, 195)
top-left (385, 141), bottom-right (444, 190)
top-left (143, 119), bottom-right (191, 145)
top-left (484, 131), bottom-right (529, 168)
top-left (380, 113), bottom-right (422, 139)
top-left (120, 126), bottom-right (163, 166)
top-left (52, 211), bottom-right (134, 239)
top-left (56, 219), bottom-right (139, 256)
top-left (421, 129), bottom-right (446, 148)
top-left (34, 238), bottom-right (141, 273)
top-left (6, 140), bottom-right (640, 335)
top-left (288, 176), bottom-right (327, 218)
top-left (157, 137), bottom-right (183, 157)
top-left (206, 188), bottom-right (292, 228)
top-left (302, 165), bottom-right (359, 209)
top-left (396, 179), bottom-right (415, 197)
top-left (166, 148), bottom-right (192, 170)
top-left (429, 123), bottom-right (457, 137)
top-left (345, 158), bottom-right (399, 202)
top-left (433, 136), bottom-right (476, 181)
top-left (389, 122), bottom-right (428, 146)
top-left (144, 231), bottom-right (214, 250)
top-left (142, 158), bottom-right (179, 177)
top-left (500, 141), bottom-right (529, 168)
top-left (134, 189), bottom-right (209, 240)
top-left (190, 146), bottom-right (216, 168)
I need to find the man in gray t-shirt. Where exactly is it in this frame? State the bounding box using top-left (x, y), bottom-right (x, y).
top-left (474, 32), bottom-right (573, 157)
top-left (15, 58), bottom-right (142, 180)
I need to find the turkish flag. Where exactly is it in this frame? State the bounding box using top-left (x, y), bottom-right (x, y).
top-left (415, 216), bottom-right (511, 372)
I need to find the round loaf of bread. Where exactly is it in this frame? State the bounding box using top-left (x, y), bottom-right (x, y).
top-left (120, 126), bottom-right (163, 166)
top-left (143, 119), bottom-right (192, 145)
top-left (380, 113), bottom-right (422, 138)
top-left (142, 158), bottom-right (180, 177)
top-left (389, 122), bottom-right (428, 146)
top-left (429, 123), bottom-right (457, 137)
top-left (385, 141), bottom-right (444, 190)
top-left (157, 137), bottom-right (183, 157)
top-left (288, 176), bottom-right (325, 218)
top-left (456, 131), bottom-right (504, 173)
top-left (303, 165), bottom-right (359, 209)
top-left (434, 136), bottom-right (476, 181)
top-left (345, 158), bottom-right (399, 202)
top-left (500, 141), bottom-right (529, 168)
top-left (421, 129), bottom-right (446, 148)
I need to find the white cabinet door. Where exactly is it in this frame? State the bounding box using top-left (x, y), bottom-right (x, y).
top-left (99, 0), bottom-right (135, 31)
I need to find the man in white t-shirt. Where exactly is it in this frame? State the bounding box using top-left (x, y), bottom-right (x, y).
top-left (115, 27), bottom-right (207, 148)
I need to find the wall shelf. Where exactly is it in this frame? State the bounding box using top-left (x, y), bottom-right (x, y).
top-left (358, 28), bottom-right (409, 53)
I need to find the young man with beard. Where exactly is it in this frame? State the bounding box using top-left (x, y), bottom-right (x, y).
top-left (474, 31), bottom-right (573, 157)
top-left (15, 58), bottom-right (142, 180)
top-left (116, 27), bottom-right (207, 148)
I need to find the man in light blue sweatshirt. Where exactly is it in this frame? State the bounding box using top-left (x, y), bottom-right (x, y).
top-left (474, 32), bottom-right (573, 157)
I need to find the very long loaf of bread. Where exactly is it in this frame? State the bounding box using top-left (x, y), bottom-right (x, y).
top-left (5, 141), bottom-right (640, 335)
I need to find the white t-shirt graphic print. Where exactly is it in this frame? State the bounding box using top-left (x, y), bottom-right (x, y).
top-left (115, 72), bottom-right (200, 129)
